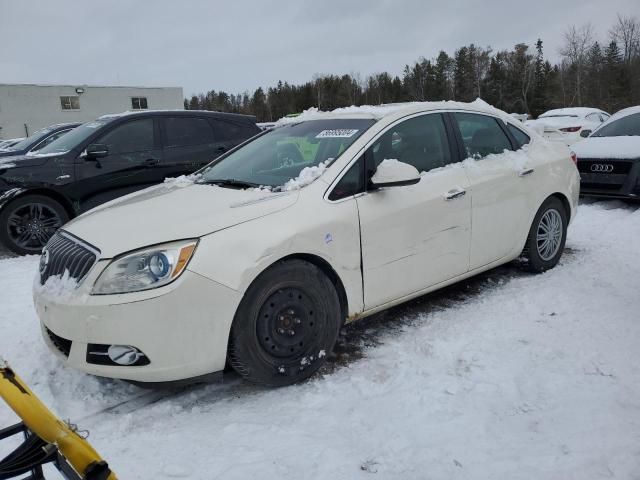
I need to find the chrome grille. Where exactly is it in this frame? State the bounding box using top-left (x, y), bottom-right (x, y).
top-left (39, 232), bottom-right (99, 285)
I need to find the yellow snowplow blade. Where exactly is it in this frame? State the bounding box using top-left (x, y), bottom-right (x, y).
top-left (0, 359), bottom-right (116, 479)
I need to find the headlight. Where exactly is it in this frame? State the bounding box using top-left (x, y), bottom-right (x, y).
top-left (92, 240), bottom-right (198, 294)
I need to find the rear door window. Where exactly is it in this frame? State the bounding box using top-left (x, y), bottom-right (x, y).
top-left (453, 113), bottom-right (513, 159)
top-left (164, 117), bottom-right (215, 148)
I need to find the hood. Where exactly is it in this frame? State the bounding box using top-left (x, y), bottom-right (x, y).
top-left (0, 154), bottom-right (50, 170)
top-left (63, 181), bottom-right (300, 258)
top-left (573, 136), bottom-right (640, 160)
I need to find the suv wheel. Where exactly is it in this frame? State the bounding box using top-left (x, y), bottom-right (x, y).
top-left (0, 195), bottom-right (68, 255)
top-left (228, 260), bottom-right (341, 387)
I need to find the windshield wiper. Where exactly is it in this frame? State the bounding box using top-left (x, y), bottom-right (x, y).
top-left (201, 178), bottom-right (262, 189)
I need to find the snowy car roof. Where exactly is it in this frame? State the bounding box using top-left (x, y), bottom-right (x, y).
top-left (608, 105), bottom-right (640, 122)
top-left (539, 107), bottom-right (607, 118)
top-left (275, 98), bottom-right (514, 126)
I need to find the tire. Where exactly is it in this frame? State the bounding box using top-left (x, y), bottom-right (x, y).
top-left (0, 195), bottom-right (69, 255)
top-left (522, 196), bottom-right (568, 273)
top-left (228, 259), bottom-right (342, 387)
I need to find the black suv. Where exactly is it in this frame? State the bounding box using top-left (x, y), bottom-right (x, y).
top-left (0, 123), bottom-right (81, 158)
top-left (0, 110), bottom-right (259, 254)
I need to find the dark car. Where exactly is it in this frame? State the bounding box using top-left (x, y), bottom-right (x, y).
top-left (0, 123), bottom-right (81, 158)
top-left (573, 107), bottom-right (640, 200)
top-left (0, 110), bottom-right (259, 254)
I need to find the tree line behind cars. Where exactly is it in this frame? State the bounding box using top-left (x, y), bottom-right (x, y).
top-left (184, 14), bottom-right (640, 122)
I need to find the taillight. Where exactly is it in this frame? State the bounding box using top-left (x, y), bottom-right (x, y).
top-left (570, 151), bottom-right (577, 165)
top-left (560, 126), bottom-right (581, 133)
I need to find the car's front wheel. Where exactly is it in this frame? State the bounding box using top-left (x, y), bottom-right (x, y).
top-left (228, 259), bottom-right (342, 387)
top-left (522, 196), bottom-right (568, 273)
top-left (0, 195), bottom-right (69, 255)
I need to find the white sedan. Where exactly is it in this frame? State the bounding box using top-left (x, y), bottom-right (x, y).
top-left (526, 107), bottom-right (610, 145)
top-left (33, 101), bottom-right (579, 386)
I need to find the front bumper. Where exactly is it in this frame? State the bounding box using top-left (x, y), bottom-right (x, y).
top-left (578, 158), bottom-right (640, 199)
top-left (34, 264), bottom-right (242, 383)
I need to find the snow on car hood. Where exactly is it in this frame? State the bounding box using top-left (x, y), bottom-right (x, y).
top-left (572, 136), bottom-right (640, 160)
top-left (63, 182), bottom-right (299, 258)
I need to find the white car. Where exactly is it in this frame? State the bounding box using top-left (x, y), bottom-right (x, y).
top-left (573, 105), bottom-right (640, 199)
top-left (33, 101), bottom-right (579, 386)
top-left (525, 107), bottom-right (610, 145)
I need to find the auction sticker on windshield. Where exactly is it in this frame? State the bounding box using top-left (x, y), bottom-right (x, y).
top-left (316, 129), bottom-right (359, 138)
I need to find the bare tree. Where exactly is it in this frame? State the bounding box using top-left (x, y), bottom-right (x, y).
top-left (609, 14), bottom-right (640, 63)
top-left (560, 24), bottom-right (595, 105)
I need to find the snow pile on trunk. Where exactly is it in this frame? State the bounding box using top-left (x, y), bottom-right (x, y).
top-left (282, 160), bottom-right (329, 191)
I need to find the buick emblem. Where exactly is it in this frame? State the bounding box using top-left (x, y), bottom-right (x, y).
top-left (39, 249), bottom-right (50, 275)
top-left (591, 164), bottom-right (614, 173)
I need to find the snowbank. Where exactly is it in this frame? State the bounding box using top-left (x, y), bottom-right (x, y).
top-left (1, 202), bottom-right (639, 478)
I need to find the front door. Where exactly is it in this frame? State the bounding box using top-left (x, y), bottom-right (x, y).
top-left (356, 113), bottom-right (472, 309)
top-left (74, 117), bottom-right (163, 212)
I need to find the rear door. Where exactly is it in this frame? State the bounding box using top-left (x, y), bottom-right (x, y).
top-left (451, 112), bottom-right (531, 269)
top-left (74, 117), bottom-right (163, 211)
top-left (160, 116), bottom-right (220, 178)
top-left (355, 112), bottom-right (472, 309)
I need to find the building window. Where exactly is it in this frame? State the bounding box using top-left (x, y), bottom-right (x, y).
top-left (131, 97), bottom-right (148, 110)
top-left (60, 96), bottom-right (80, 110)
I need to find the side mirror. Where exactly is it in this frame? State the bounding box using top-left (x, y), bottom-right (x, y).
top-left (580, 129), bottom-right (592, 138)
top-left (370, 159), bottom-right (421, 189)
top-left (85, 144), bottom-right (109, 159)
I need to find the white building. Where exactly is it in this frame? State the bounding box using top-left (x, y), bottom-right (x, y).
top-left (0, 84), bottom-right (184, 139)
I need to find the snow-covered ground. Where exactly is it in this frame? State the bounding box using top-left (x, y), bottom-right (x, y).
top-left (1, 200), bottom-right (639, 479)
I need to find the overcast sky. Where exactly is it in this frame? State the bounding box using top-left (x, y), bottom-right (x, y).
top-left (1, 0), bottom-right (638, 97)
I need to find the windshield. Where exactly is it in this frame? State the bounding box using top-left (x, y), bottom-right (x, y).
top-left (4, 127), bottom-right (53, 151)
top-left (33, 118), bottom-right (113, 155)
top-left (199, 119), bottom-right (375, 190)
top-left (592, 113), bottom-right (640, 137)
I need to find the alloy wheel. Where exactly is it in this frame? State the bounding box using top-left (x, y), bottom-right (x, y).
top-left (536, 208), bottom-right (563, 261)
top-left (6, 203), bottom-right (62, 250)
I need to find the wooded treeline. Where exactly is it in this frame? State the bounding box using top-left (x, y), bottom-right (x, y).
top-left (184, 15), bottom-right (640, 121)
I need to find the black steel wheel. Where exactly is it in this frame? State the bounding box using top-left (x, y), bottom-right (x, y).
top-left (0, 195), bottom-right (68, 255)
top-left (228, 259), bottom-right (341, 387)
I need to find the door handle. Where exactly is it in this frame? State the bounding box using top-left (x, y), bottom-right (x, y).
top-left (518, 168), bottom-right (535, 177)
top-left (144, 158), bottom-right (159, 166)
top-left (445, 188), bottom-right (466, 200)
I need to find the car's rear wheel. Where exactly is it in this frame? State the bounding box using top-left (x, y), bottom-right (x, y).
top-left (228, 259), bottom-right (341, 387)
top-left (0, 195), bottom-right (68, 255)
top-left (522, 196), bottom-right (568, 272)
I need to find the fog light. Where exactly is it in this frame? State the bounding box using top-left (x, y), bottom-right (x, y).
top-left (107, 345), bottom-right (145, 366)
